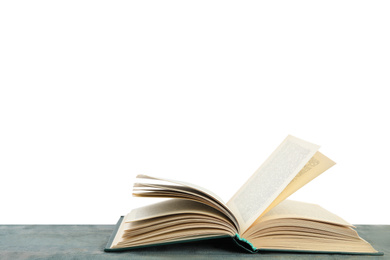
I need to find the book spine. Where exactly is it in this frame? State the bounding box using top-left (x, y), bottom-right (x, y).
top-left (232, 234), bottom-right (257, 253)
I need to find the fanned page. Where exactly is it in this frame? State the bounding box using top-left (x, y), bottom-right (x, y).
top-left (110, 199), bottom-right (237, 249)
top-left (135, 174), bottom-right (226, 206)
top-left (255, 151), bottom-right (335, 220)
top-left (133, 174), bottom-right (239, 231)
top-left (227, 135), bottom-right (320, 232)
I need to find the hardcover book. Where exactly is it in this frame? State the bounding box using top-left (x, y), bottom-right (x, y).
top-left (105, 135), bottom-right (382, 255)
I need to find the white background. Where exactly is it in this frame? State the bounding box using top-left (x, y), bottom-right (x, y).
top-left (0, 1), bottom-right (389, 225)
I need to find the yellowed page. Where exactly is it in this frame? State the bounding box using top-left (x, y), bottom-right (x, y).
top-left (133, 174), bottom-right (239, 230)
top-left (136, 174), bottom-right (226, 207)
top-left (255, 151), bottom-right (335, 220)
top-left (112, 199), bottom-right (237, 248)
top-left (127, 198), bottom-right (228, 222)
top-left (227, 135), bottom-right (320, 233)
top-left (255, 200), bottom-right (352, 226)
top-left (111, 213), bottom-right (131, 248)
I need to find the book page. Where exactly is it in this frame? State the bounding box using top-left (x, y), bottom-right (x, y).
top-left (111, 199), bottom-right (237, 248)
top-left (136, 175), bottom-right (226, 210)
top-left (134, 174), bottom-right (239, 230)
top-left (254, 151), bottom-right (335, 220)
top-left (127, 198), bottom-right (228, 222)
top-left (227, 135), bottom-right (319, 233)
top-left (254, 200), bottom-right (352, 226)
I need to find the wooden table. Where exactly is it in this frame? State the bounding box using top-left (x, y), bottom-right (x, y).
top-left (0, 225), bottom-right (388, 259)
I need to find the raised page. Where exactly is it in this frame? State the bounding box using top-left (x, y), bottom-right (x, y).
top-left (227, 135), bottom-right (320, 232)
top-left (255, 151), bottom-right (335, 220)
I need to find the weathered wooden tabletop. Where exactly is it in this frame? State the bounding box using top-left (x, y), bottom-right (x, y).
top-left (0, 225), bottom-right (388, 259)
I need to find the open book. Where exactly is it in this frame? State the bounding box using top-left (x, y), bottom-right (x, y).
top-left (105, 135), bottom-right (381, 255)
